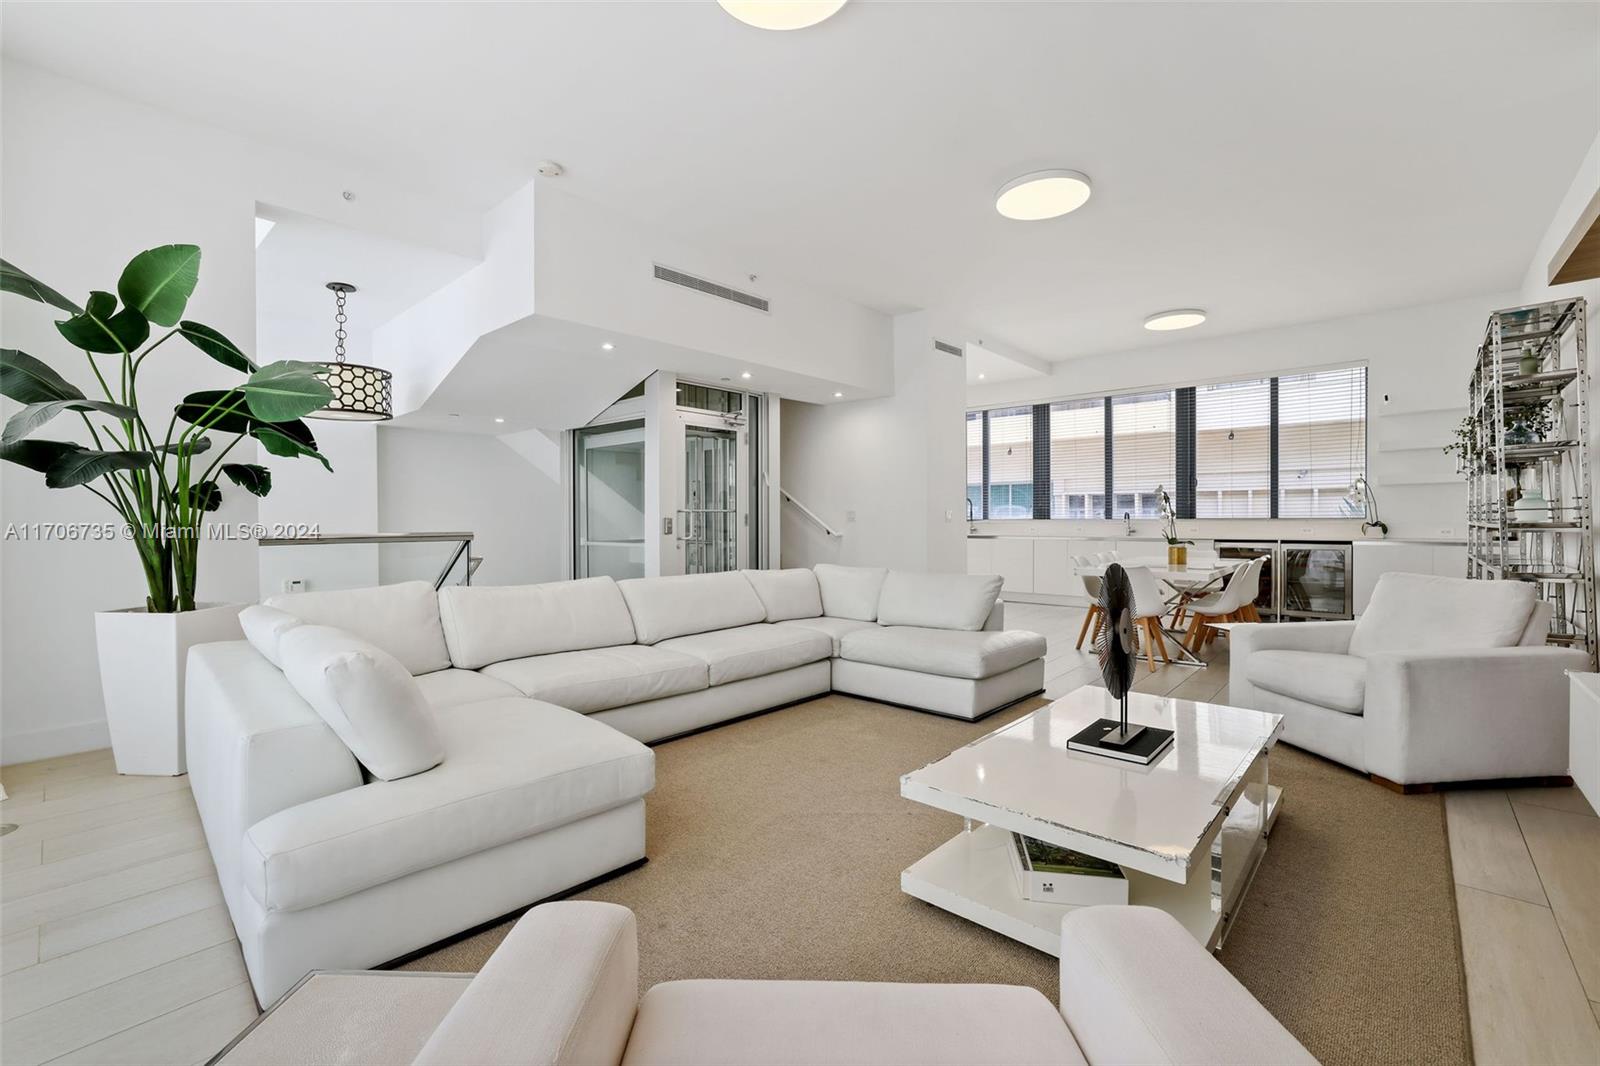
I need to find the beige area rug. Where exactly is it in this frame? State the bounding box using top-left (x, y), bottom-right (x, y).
top-left (402, 694), bottom-right (1471, 1065)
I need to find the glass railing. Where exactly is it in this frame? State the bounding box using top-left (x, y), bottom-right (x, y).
top-left (257, 532), bottom-right (475, 600)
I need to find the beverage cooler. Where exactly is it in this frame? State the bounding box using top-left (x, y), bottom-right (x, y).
top-left (1216, 541), bottom-right (1354, 621)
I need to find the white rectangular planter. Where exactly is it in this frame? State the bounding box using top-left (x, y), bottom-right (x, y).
top-left (95, 603), bottom-right (245, 776)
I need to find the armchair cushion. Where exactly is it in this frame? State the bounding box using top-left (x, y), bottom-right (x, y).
top-left (1244, 650), bottom-right (1366, 715)
top-left (1348, 573), bottom-right (1535, 659)
top-left (623, 980), bottom-right (1083, 1066)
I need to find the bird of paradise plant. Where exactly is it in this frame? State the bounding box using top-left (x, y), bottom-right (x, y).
top-left (0, 245), bottom-right (335, 612)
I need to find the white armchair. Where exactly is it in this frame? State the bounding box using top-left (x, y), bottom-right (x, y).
top-left (1229, 572), bottom-right (1588, 790)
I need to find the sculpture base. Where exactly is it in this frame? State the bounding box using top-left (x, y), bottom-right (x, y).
top-left (1067, 719), bottom-right (1176, 765)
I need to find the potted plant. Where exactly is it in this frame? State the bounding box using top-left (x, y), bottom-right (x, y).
top-left (0, 247), bottom-right (335, 775)
top-left (1155, 486), bottom-right (1192, 566)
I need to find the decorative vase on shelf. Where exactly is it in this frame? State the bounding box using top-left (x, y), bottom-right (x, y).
top-left (1512, 491), bottom-right (1552, 525)
top-left (1167, 544), bottom-right (1188, 567)
top-left (94, 603), bottom-right (245, 776)
top-left (1519, 343), bottom-right (1541, 377)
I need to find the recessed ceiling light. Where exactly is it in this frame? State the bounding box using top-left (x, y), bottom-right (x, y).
top-left (494, 417), bottom-right (505, 423)
top-left (833, 391), bottom-right (843, 398)
top-left (718, 0), bottom-right (846, 31)
top-left (978, 373), bottom-right (987, 380)
top-left (740, 371), bottom-right (752, 379)
top-left (1143, 309), bottom-right (1207, 331)
top-left (995, 170), bottom-right (1092, 221)
top-left (600, 342), bottom-right (614, 351)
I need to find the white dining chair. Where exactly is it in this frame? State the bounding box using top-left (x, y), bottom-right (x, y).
top-left (1182, 556), bottom-right (1266, 653)
top-left (1073, 555), bottom-right (1106, 649)
top-left (1122, 564), bottom-right (1173, 672)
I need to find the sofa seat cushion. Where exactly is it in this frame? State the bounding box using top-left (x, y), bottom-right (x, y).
top-left (840, 627), bottom-right (1045, 680)
top-left (774, 616), bottom-right (878, 655)
top-left (482, 646), bottom-right (708, 713)
top-left (622, 980), bottom-right (1085, 1066)
top-left (656, 624), bottom-right (832, 686)
top-left (241, 698), bottom-right (654, 913)
top-left (1245, 650), bottom-right (1367, 715)
top-left (413, 668), bottom-right (521, 710)
top-left (264, 581), bottom-right (451, 675)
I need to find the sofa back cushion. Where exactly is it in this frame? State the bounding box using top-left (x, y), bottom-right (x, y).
top-left (264, 581), bottom-right (450, 676)
top-left (278, 624), bottom-right (445, 781)
top-left (438, 578), bottom-right (637, 669)
top-left (877, 571), bottom-right (1004, 631)
top-left (239, 604), bottom-right (304, 668)
top-left (618, 572), bottom-right (766, 644)
top-left (1348, 573), bottom-right (1537, 659)
top-left (814, 564), bottom-right (888, 622)
top-left (742, 568), bottom-right (824, 622)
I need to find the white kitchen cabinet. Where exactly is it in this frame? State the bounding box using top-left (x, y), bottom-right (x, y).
top-left (993, 538), bottom-right (1036, 593)
top-left (967, 538), bottom-right (996, 578)
top-left (1032, 538), bottom-right (1076, 595)
top-left (1352, 541), bottom-right (1463, 615)
top-left (1431, 544), bottom-right (1467, 579)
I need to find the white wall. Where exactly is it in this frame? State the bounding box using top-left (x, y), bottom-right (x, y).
top-left (781, 311), bottom-right (967, 571)
top-left (963, 291), bottom-right (1519, 543)
top-left (0, 62), bottom-right (472, 763)
top-left (376, 427), bottom-right (563, 587)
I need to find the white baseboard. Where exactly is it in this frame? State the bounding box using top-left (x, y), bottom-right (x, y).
top-left (2, 718), bottom-right (112, 766)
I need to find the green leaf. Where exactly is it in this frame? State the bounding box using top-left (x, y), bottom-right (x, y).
top-left (179, 321), bottom-right (256, 373)
top-left (43, 447), bottom-right (150, 488)
top-left (1, 349), bottom-right (85, 404)
top-left (2, 399), bottom-right (137, 445)
top-left (117, 245), bottom-right (200, 327)
top-left (155, 435), bottom-right (212, 457)
top-left (241, 361), bottom-right (334, 423)
top-left (175, 389), bottom-right (252, 433)
top-left (254, 424), bottom-right (331, 471)
top-left (0, 259), bottom-right (81, 315)
top-left (55, 291), bottom-right (149, 354)
top-left (0, 438), bottom-right (83, 473)
top-left (187, 480), bottom-right (222, 512)
top-left (221, 462), bottom-right (271, 496)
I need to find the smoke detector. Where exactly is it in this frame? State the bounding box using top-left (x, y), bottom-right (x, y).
top-left (536, 161), bottom-right (565, 178)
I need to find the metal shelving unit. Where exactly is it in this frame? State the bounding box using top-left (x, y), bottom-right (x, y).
top-left (1466, 297), bottom-right (1595, 666)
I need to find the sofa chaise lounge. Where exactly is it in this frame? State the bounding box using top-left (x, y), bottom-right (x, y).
top-left (214, 900), bottom-right (1315, 1065)
top-left (187, 564), bottom-right (1046, 1004)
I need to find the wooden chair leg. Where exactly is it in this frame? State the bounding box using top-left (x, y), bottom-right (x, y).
top-left (1185, 614), bottom-right (1206, 654)
top-left (1075, 605), bottom-right (1098, 649)
top-left (1245, 604), bottom-right (1261, 622)
top-left (1092, 611), bottom-right (1105, 642)
top-left (1143, 618), bottom-right (1158, 672)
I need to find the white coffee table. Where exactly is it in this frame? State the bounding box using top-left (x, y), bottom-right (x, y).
top-left (899, 685), bottom-right (1283, 956)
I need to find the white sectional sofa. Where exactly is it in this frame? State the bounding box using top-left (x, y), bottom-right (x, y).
top-left (187, 565), bottom-right (1045, 1004)
top-left (217, 901), bottom-right (1314, 1065)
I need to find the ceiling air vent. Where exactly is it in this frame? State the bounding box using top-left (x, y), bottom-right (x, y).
top-left (933, 339), bottom-right (964, 357)
top-left (653, 264), bottom-right (769, 313)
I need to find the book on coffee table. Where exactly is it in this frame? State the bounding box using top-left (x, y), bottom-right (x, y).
top-left (1008, 833), bottom-right (1129, 906)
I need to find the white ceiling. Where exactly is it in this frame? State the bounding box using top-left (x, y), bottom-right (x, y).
top-left (7, 2), bottom-right (1598, 361)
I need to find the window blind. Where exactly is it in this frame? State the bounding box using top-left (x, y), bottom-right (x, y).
top-left (1276, 367), bottom-right (1367, 518)
top-left (1110, 391), bottom-right (1176, 519)
top-left (1194, 377), bottom-right (1273, 517)
top-left (984, 406), bottom-right (1034, 519)
top-left (1048, 399), bottom-right (1106, 519)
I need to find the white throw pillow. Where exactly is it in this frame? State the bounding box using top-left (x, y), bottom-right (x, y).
top-left (279, 624), bottom-right (445, 781)
top-left (813, 564), bottom-right (889, 622)
top-left (742, 569), bottom-right (824, 622)
top-left (876, 571), bottom-right (1003, 631)
top-left (239, 604), bottom-right (304, 668)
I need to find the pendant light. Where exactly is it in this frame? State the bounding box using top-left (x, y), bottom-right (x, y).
top-left (309, 282), bottom-right (393, 421)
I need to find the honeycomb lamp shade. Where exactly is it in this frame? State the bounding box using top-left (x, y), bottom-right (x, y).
top-left (311, 361), bottom-right (393, 421)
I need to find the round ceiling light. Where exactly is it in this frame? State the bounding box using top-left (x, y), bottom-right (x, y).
top-left (995, 170), bottom-right (1092, 221)
top-left (1143, 309), bottom-right (1208, 332)
top-left (718, 1), bottom-right (846, 30)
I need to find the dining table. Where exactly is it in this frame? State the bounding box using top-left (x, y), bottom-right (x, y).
top-left (1079, 558), bottom-right (1242, 667)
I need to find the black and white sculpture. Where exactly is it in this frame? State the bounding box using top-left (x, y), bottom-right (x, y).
top-left (1068, 563), bottom-right (1176, 764)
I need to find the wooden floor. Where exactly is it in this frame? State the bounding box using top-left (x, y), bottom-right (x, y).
top-left (0, 601), bottom-right (1594, 1064)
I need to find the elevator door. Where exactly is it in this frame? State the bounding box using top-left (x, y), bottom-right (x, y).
top-left (681, 423), bottom-right (746, 573)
